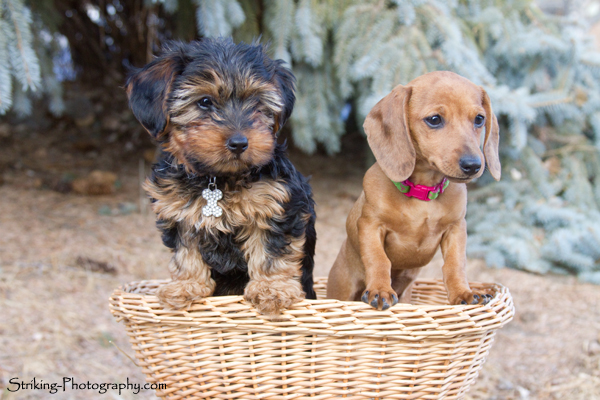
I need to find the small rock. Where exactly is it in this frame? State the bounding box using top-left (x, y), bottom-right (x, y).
top-left (75, 113), bottom-right (95, 128)
top-left (118, 202), bottom-right (137, 215)
top-left (588, 340), bottom-right (600, 355)
top-left (34, 148), bottom-right (48, 159)
top-left (102, 115), bottom-right (121, 131)
top-left (519, 311), bottom-right (538, 323)
top-left (497, 378), bottom-right (514, 391)
top-left (72, 170), bottom-right (118, 195)
top-left (75, 256), bottom-right (117, 275)
top-left (516, 385), bottom-right (530, 399)
top-left (98, 205), bottom-right (113, 216)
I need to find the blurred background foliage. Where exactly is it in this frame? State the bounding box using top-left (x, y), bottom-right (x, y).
top-left (2, 0), bottom-right (600, 283)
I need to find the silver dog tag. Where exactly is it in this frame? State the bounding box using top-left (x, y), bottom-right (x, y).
top-left (202, 178), bottom-right (223, 217)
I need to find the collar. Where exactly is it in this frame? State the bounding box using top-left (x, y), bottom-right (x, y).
top-left (392, 177), bottom-right (449, 201)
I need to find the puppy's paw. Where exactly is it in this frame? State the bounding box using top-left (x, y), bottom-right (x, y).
top-left (244, 279), bottom-right (304, 316)
top-left (361, 286), bottom-right (398, 310)
top-left (156, 279), bottom-right (215, 310)
top-left (450, 289), bottom-right (493, 306)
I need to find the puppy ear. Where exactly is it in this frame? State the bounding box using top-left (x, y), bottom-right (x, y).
top-left (481, 88), bottom-right (501, 181)
top-left (273, 61), bottom-right (296, 134)
top-left (126, 46), bottom-right (188, 139)
top-left (364, 85), bottom-right (416, 182)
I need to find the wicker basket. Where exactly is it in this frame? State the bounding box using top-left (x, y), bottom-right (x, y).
top-left (110, 278), bottom-right (514, 400)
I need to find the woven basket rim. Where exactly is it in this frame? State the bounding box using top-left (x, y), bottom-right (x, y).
top-left (110, 278), bottom-right (514, 340)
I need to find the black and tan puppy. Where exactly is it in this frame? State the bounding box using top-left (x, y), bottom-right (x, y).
top-left (126, 38), bottom-right (316, 315)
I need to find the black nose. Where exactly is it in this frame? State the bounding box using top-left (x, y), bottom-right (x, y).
top-left (226, 134), bottom-right (248, 155)
top-left (459, 156), bottom-right (482, 175)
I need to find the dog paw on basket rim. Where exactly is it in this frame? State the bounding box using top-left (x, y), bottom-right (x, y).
top-left (244, 279), bottom-right (305, 316)
top-left (449, 289), bottom-right (493, 305)
top-left (361, 287), bottom-right (399, 310)
top-left (156, 279), bottom-right (216, 310)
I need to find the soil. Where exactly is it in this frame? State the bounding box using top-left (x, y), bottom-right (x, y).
top-left (0, 111), bottom-right (599, 400)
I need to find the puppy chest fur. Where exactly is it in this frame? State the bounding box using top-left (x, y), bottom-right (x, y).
top-left (145, 150), bottom-right (315, 297)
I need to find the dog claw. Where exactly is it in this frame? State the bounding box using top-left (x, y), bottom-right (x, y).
top-left (482, 293), bottom-right (492, 305)
top-left (391, 294), bottom-right (398, 306)
top-left (461, 300), bottom-right (468, 305)
top-left (361, 291), bottom-right (369, 303)
top-left (370, 294), bottom-right (379, 309)
top-left (472, 294), bottom-right (480, 304)
top-left (381, 298), bottom-right (390, 310)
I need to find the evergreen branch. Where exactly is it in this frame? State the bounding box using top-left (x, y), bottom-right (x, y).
top-left (4, 0), bottom-right (41, 91)
top-left (528, 95), bottom-right (573, 109)
top-left (543, 144), bottom-right (599, 158)
top-left (264, 0), bottom-right (294, 63)
top-left (0, 18), bottom-right (13, 113)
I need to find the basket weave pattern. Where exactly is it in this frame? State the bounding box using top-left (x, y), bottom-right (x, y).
top-left (110, 278), bottom-right (514, 400)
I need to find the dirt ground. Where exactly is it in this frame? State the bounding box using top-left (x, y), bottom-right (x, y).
top-left (0, 121), bottom-right (599, 400)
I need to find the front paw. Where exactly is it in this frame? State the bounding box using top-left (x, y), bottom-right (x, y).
top-left (361, 286), bottom-right (399, 310)
top-left (244, 279), bottom-right (304, 316)
top-left (450, 289), bottom-right (493, 306)
top-left (156, 279), bottom-right (215, 310)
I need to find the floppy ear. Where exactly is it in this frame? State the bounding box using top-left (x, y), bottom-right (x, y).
top-left (125, 46), bottom-right (188, 140)
top-left (272, 61), bottom-right (296, 134)
top-left (364, 85), bottom-right (415, 182)
top-left (481, 88), bottom-right (501, 181)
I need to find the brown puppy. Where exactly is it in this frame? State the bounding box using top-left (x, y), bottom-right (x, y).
top-left (327, 71), bottom-right (501, 309)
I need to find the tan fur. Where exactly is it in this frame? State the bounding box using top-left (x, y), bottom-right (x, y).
top-left (242, 230), bottom-right (306, 315)
top-left (327, 71), bottom-right (501, 308)
top-left (165, 78), bottom-right (281, 175)
top-left (156, 245), bottom-right (216, 310)
top-left (164, 119), bottom-right (275, 175)
top-left (145, 177), bottom-right (305, 314)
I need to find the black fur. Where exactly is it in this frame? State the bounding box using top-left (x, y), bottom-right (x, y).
top-left (125, 44), bottom-right (190, 137)
top-left (149, 144), bottom-right (316, 299)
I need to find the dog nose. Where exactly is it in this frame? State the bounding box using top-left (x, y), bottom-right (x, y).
top-left (226, 134), bottom-right (248, 154)
top-left (459, 156), bottom-right (482, 175)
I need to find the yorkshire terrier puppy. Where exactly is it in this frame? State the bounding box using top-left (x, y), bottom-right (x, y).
top-left (126, 38), bottom-right (316, 315)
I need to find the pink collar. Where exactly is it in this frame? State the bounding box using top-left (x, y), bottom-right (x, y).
top-left (392, 177), bottom-right (449, 201)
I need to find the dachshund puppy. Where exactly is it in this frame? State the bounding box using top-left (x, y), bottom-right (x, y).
top-left (327, 71), bottom-right (501, 309)
top-left (126, 38), bottom-right (316, 315)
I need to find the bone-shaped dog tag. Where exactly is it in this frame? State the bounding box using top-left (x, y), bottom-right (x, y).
top-left (202, 187), bottom-right (223, 217)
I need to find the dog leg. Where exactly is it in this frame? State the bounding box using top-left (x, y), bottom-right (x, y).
top-left (243, 231), bottom-right (306, 316)
top-left (441, 220), bottom-right (490, 305)
top-left (358, 217), bottom-right (398, 310)
top-left (156, 244), bottom-right (216, 310)
top-left (327, 239), bottom-right (366, 301)
top-left (391, 268), bottom-right (422, 304)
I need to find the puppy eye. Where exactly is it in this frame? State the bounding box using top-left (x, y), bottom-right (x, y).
top-left (474, 114), bottom-right (485, 127)
top-left (197, 97), bottom-right (213, 110)
top-left (424, 115), bottom-right (443, 128)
